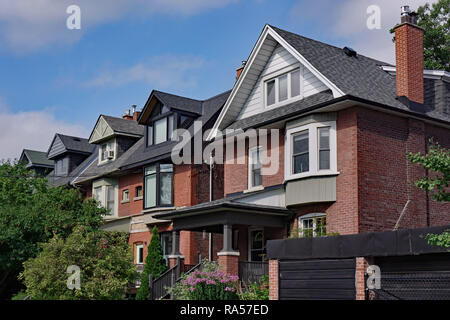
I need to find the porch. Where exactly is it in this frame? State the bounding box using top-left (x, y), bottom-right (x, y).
top-left (153, 198), bottom-right (290, 281)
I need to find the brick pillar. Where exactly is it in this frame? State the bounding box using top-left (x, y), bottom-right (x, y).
top-left (355, 257), bottom-right (368, 300)
top-left (168, 256), bottom-right (184, 270)
top-left (269, 259), bottom-right (279, 300)
top-left (168, 230), bottom-right (184, 269)
top-left (218, 253), bottom-right (239, 276)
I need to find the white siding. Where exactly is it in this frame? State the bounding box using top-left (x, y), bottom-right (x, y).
top-left (237, 45), bottom-right (328, 120)
top-left (48, 135), bottom-right (66, 159)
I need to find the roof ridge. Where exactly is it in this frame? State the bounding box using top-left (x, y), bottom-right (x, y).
top-left (269, 24), bottom-right (391, 65)
top-left (153, 90), bottom-right (202, 103)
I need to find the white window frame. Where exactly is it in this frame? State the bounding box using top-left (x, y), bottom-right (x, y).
top-left (285, 121), bottom-right (338, 181)
top-left (248, 146), bottom-right (263, 190)
top-left (98, 138), bottom-right (117, 165)
top-left (122, 189), bottom-right (129, 203)
top-left (298, 213), bottom-right (327, 238)
top-left (136, 243), bottom-right (144, 265)
top-left (92, 183), bottom-right (118, 216)
top-left (263, 65), bottom-right (304, 110)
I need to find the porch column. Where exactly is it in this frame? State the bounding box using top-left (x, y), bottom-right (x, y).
top-left (167, 230), bottom-right (184, 269)
top-left (218, 224), bottom-right (240, 276)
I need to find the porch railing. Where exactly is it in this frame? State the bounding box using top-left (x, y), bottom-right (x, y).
top-left (238, 261), bottom-right (269, 284)
top-left (149, 260), bottom-right (203, 300)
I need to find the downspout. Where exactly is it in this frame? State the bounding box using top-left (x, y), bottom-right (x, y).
top-left (209, 154), bottom-right (214, 261)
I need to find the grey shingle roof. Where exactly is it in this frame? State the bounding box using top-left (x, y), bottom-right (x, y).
top-left (100, 115), bottom-right (144, 136)
top-left (57, 134), bottom-right (95, 154)
top-left (153, 90), bottom-right (203, 115)
top-left (268, 25), bottom-right (449, 123)
top-left (227, 90), bottom-right (334, 130)
top-left (20, 149), bottom-right (54, 167)
top-left (119, 90), bottom-right (231, 170)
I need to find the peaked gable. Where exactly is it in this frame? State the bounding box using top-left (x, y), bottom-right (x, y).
top-left (89, 116), bottom-right (114, 143)
top-left (208, 25), bottom-right (343, 139)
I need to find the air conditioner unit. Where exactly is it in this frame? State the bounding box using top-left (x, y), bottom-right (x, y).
top-left (107, 150), bottom-right (114, 159)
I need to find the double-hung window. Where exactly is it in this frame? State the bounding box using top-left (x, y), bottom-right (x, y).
top-left (135, 243), bottom-right (144, 265)
top-left (285, 121), bottom-right (337, 180)
top-left (248, 146), bottom-right (262, 189)
top-left (144, 163), bottom-right (173, 209)
top-left (99, 140), bottom-right (115, 164)
top-left (265, 68), bottom-right (302, 107)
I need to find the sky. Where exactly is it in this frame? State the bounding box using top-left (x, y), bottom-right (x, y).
top-left (0, 0), bottom-right (436, 160)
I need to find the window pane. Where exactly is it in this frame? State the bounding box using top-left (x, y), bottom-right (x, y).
top-left (145, 165), bottom-right (156, 176)
top-left (319, 127), bottom-right (330, 149)
top-left (294, 154), bottom-right (309, 173)
top-left (106, 186), bottom-right (115, 212)
top-left (168, 115), bottom-right (174, 140)
top-left (137, 245), bottom-right (144, 264)
top-left (159, 173), bottom-right (173, 205)
top-left (293, 131), bottom-right (308, 154)
top-left (147, 126), bottom-right (153, 146)
top-left (145, 174), bottom-right (156, 207)
top-left (160, 163), bottom-right (173, 173)
top-left (279, 74), bottom-right (288, 101)
top-left (319, 150), bottom-right (330, 170)
top-left (266, 80), bottom-right (275, 106)
top-left (252, 169), bottom-right (262, 186)
top-left (94, 187), bottom-right (102, 204)
top-left (291, 69), bottom-right (300, 97)
top-left (251, 230), bottom-right (263, 249)
top-left (136, 186), bottom-right (142, 197)
top-left (154, 117), bottom-right (167, 144)
top-left (101, 144), bottom-right (107, 161)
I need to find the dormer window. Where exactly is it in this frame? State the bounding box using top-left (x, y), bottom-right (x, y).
top-left (99, 140), bottom-right (116, 164)
top-left (265, 68), bottom-right (301, 107)
top-left (55, 157), bottom-right (68, 177)
top-left (147, 114), bottom-right (174, 146)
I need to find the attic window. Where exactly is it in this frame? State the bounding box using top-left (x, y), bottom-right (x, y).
top-left (99, 139), bottom-right (116, 164)
top-left (265, 68), bottom-right (301, 107)
top-left (147, 114), bottom-right (174, 146)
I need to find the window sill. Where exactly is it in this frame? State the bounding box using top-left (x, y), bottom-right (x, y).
top-left (133, 196), bottom-right (143, 201)
top-left (120, 199), bottom-right (130, 204)
top-left (285, 171), bottom-right (339, 183)
top-left (243, 185), bottom-right (264, 193)
top-left (142, 206), bottom-right (175, 214)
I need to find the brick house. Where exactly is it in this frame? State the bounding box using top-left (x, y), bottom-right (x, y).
top-left (154, 14), bottom-right (449, 276)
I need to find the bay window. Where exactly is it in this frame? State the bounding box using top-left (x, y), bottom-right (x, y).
top-left (285, 121), bottom-right (337, 180)
top-left (144, 163), bottom-right (173, 209)
top-left (92, 183), bottom-right (117, 216)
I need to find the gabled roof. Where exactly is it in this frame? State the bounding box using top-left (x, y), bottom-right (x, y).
top-left (209, 24), bottom-right (450, 140)
top-left (47, 133), bottom-right (95, 159)
top-left (89, 115), bottom-right (144, 144)
top-left (120, 89), bottom-right (231, 170)
top-left (19, 149), bottom-right (54, 168)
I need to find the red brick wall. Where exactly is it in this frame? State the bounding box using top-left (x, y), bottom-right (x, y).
top-left (224, 130), bottom-right (284, 196)
top-left (395, 23), bottom-right (424, 103)
top-left (268, 260), bottom-right (279, 300)
top-left (118, 172), bottom-right (143, 217)
top-left (128, 230), bottom-right (152, 263)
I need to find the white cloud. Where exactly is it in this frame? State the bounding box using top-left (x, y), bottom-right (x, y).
top-left (0, 0), bottom-right (237, 52)
top-left (84, 55), bottom-right (206, 90)
top-left (290, 0), bottom-right (438, 64)
top-left (0, 101), bottom-right (88, 161)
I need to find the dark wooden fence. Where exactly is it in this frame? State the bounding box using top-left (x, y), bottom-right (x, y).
top-left (238, 261), bottom-right (268, 284)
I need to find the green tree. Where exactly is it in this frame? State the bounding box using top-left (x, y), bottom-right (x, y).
top-left (390, 0), bottom-right (450, 71)
top-left (407, 139), bottom-right (450, 202)
top-left (20, 225), bottom-right (137, 300)
top-left (136, 226), bottom-right (166, 300)
top-left (0, 161), bottom-right (105, 299)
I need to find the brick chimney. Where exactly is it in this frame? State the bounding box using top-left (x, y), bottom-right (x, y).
top-left (394, 5), bottom-right (424, 104)
top-left (236, 61), bottom-right (246, 81)
top-left (122, 109), bottom-right (133, 120)
top-left (131, 105), bottom-right (141, 121)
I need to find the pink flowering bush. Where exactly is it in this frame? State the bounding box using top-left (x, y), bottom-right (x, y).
top-left (183, 270), bottom-right (239, 300)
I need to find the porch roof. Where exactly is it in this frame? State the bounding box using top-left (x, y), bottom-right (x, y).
top-left (153, 197), bottom-right (291, 231)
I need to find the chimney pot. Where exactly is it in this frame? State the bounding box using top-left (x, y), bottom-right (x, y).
top-left (400, 5), bottom-right (410, 16)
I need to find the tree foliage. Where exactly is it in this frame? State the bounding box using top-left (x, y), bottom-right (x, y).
top-left (426, 230), bottom-right (450, 249)
top-left (20, 225), bottom-right (137, 300)
top-left (135, 226), bottom-right (167, 300)
top-left (407, 139), bottom-right (450, 202)
top-left (390, 0), bottom-right (449, 71)
top-left (0, 161), bottom-right (105, 298)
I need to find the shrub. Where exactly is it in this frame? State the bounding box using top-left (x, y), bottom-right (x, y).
top-left (239, 276), bottom-right (269, 300)
top-left (184, 270), bottom-right (239, 300)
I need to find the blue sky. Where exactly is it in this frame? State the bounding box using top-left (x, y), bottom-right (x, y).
top-left (0, 0), bottom-right (432, 159)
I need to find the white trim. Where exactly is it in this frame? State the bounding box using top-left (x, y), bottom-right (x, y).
top-left (217, 251), bottom-right (240, 257)
top-left (98, 138), bottom-right (117, 165)
top-left (92, 182), bottom-right (118, 217)
top-left (285, 121), bottom-right (338, 181)
top-left (136, 243), bottom-right (144, 265)
top-left (207, 25), bottom-right (344, 141)
top-left (298, 213), bottom-right (326, 238)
